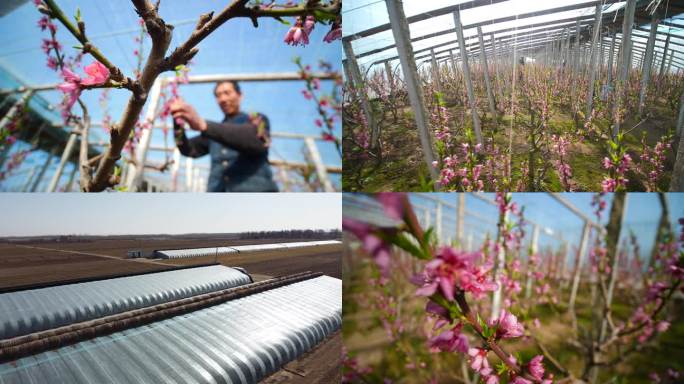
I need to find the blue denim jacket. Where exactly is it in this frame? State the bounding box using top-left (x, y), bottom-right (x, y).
top-left (175, 112), bottom-right (278, 192)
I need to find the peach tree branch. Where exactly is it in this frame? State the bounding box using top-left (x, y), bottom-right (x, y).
top-left (41, 0), bottom-right (135, 90)
top-left (42, 0), bottom-right (338, 191)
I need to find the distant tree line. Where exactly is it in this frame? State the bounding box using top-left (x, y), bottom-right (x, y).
top-left (239, 229), bottom-right (341, 240)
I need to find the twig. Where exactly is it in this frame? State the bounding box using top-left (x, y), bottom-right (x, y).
top-left (42, 0), bottom-right (134, 89)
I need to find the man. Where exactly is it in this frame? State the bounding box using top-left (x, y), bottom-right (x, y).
top-left (170, 80), bottom-right (278, 192)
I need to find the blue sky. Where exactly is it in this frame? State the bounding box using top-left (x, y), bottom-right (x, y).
top-left (0, 193), bottom-right (341, 236)
top-left (0, 0), bottom-right (341, 191)
top-left (344, 193), bottom-right (684, 265)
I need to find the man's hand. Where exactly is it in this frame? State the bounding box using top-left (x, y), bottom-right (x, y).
top-left (170, 98), bottom-right (208, 132)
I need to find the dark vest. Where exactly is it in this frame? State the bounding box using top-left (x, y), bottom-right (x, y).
top-left (207, 112), bottom-right (278, 192)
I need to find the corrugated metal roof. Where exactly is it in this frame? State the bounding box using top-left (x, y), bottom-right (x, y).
top-left (0, 265), bottom-right (252, 340)
top-left (0, 275), bottom-right (341, 384)
top-left (155, 240), bottom-right (341, 259)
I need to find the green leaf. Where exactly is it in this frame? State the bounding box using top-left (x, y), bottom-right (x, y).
top-left (477, 313), bottom-right (486, 329)
top-left (313, 9), bottom-right (337, 23)
top-left (274, 17), bottom-right (291, 26)
top-left (496, 361), bottom-right (507, 375)
top-left (376, 231), bottom-right (426, 260)
top-left (423, 227), bottom-right (435, 250)
top-left (609, 140), bottom-right (618, 151)
top-left (75, 8), bottom-right (81, 22)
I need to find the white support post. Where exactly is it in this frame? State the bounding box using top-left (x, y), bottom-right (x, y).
top-left (453, 9), bottom-right (483, 144)
top-left (572, 20), bottom-right (581, 103)
top-left (430, 48), bottom-right (442, 94)
top-left (0, 90), bottom-right (33, 132)
top-left (449, 49), bottom-right (458, 76)
top-left (185, 157), bottom-right (193, 191)
top-left (639, 14), bottom-right (659, 115)
top-left (384, 61), bottom-right (394, 97)
top-left (64, 164), bottom-right (77, 192)
top-left (678, 88), bottom-right (684, 136)
top-left (171, 147), bottom-right (181, 192)
top-left (435, 201), bottom-right (443, 243)
top-left (659, 34), bottom-right (670, 76)
top-left (30, 149), bottom-right (55, 192)
top-left (585, 4), bottom-right (603, 120)
top-left (457, 193), bottom-right (465, 245)
top-left (192, 166), bottom-right (200, 192)
top-left (21, 166), bottom-right (37, 192)
top-left (477, 26), bottom-right (497, 119)
top-left (604, 33), bottom-right (616, 101)
top-left (127, 78), bottom-right (163, 191)
top-left (671, 87), bottom-right (684, 190)
top-left (612, 0), bottom-right (636, 138)
top-left (491, 206), bottom-right (510, 320)
top-left (525, 225), bottom-right (540, 299)
top-left (47, 132), bottom-right (78, 192)
top-left (568, 221), bottom-right (591, 312)
top-left (385, 0), bottom-right (438, 182)
top-left (343, 40), bottom-right (378, 150)
top-left (304, 137), bottom-right (334, 192)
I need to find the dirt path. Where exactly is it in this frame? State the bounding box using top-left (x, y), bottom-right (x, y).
top-left (14, 244), bottom-right (170, 266)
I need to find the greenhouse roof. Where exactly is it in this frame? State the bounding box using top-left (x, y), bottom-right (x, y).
top-left (343, 0), bottom-right (684, 71)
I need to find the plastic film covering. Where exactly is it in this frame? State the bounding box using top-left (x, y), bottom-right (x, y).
top-left (231, 240), bottom-right (341, 253)
top-left (155, 246), bottom-right (239, 259)
top-left (155, 240), bottom-right (341, 259)
top-left (0, 265), bottom-right (251, 340)
top-left (0, 275), bottom-right (341, 384)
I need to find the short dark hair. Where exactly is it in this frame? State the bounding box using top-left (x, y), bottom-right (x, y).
top-left (213, 80), bottom-right (241, 96)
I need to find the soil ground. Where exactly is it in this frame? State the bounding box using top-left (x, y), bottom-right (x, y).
top-left (344, 95), bottom-right (678, 192)
top-left (0, 236), bottom-right (341, 289)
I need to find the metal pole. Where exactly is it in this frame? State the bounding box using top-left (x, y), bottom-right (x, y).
top-left (639, 14), bottom-right (659, 115)
top-left (384, 61), bottom-right (395, 97)
top-left (678, 87), bottom-right (684, 136)
top-left (449, 49), bottom-right (458, 76)
top-left (343, 40), bottom-right (378, 150)
top-left (585, 4), bottom-right (603, 120)
top-left (430, 48), bottom-right (443, 94)
top-left (453, 9), bottom-right (483, 144)
top-left (304, 137), bottom-right (334, 192)
top-left (670, 90), bottom-right (684, 191)
top-left (185, 157), bottom-right (193, 191)
top-left (491, 206), bottom-right (509, 319)
top-left (659, 34), bottom-right (670, 76)
top-left (0, 90), bottom-right (33, 132)
top-left (127, 78), bottom-right (163, 191)
top-left (436, 201), bottom-right (443, 243)
top-left (30, 149), bottom-right (55, 192)
top-left (478, 26), bottom-right (497, 119)
top-left (170, 147), bottom-right (181, 192)
top-left (571, 19), bottom-right (581, 105)
top-left (568, 221), bottom-right (591, 312)
top-left (525, 224), bottom-right (540, 299)
top-left (21, 166), bottom-right (37, 192)
top-left (607, 33), bottom-right (616, 89)
top-left (64, 164), bottom-right (77, 192)
top-left (47, 132), bottom-right (79, 192)
top-left (457, 193), bottom-right (465, 245)
top-left (490, 33), bottom-right (505, 105)
top-left (612, 0), bottom-right (636, 138)
top-left (385, 0), bottom-right (438, 182)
